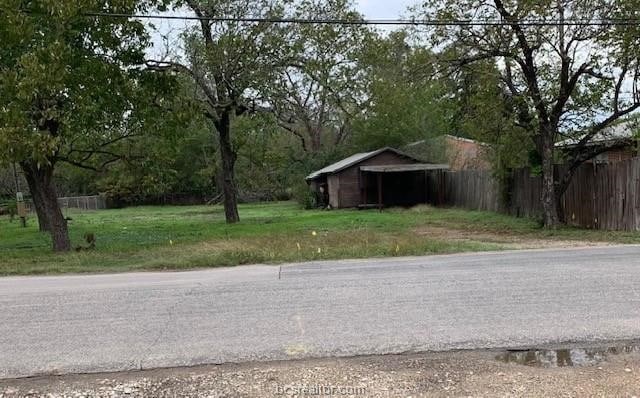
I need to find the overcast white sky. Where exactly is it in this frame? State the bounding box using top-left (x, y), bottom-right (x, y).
top-left (354, 0), bottom-right (416, 18)
top-left (149, 0), bottom-right (421, 57)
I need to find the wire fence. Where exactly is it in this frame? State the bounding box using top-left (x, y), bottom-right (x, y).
top-left (24, 195), bottom-right (107, 213)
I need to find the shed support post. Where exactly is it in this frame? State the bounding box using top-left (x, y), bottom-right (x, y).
top-left (424, 170), bottom-right (428, 204)
top-left (377, 173), bottom-right (383, 211)
top-left (360, 170), bottom-right (366, 206)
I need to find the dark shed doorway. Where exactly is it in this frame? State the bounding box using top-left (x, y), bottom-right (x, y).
top-left (359, 164), bottom-right (449, 209)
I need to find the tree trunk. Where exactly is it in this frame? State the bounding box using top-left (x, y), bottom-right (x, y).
top-left (539, 130), bottom-right (561, 228)
top-left (215, 110), bottom-right (240, 224)
top-left (23, 169), bottom-right (51, 232)
top-left (21, 162), bottom-right (71, 252)
top-left (310, 129), bottom-right (322, 153)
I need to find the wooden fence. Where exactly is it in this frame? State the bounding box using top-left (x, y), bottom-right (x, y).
top-left (430, 157), bottom-right (640, 231)
top-left (440, 170), bottom-right (501, 212)
top-left (508, 168), bottom-right (543, 219)
top-left (563, 159), bottom-right (640, 230)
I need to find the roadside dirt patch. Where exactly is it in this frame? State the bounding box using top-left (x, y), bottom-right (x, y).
top-left (414, 225), bottom-right (615, 249)
top-left (2, 346), bottom-right (639, 397)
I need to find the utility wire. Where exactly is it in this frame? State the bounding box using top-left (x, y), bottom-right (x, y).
top-left (77, 12), bottom-right (640, 27)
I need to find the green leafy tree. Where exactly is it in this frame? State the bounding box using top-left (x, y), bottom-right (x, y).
top-left (96, 114), bottom-right (215, 204)
top-left (0, 0), bottom-right (166, 251)
top-left (269, 0), bottom-right (369, 154)
top-left (419, 0), bottom-right (640, 226)
top-left (351, 31), bottom-right (452, 151)
top-left (148, 0), bottom-right (294, 223)
top-left (449, 59), bottom-right (533, 175)
top-left (232, 113), bottom-right (298, 200)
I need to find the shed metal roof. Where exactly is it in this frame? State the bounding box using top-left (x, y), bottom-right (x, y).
top-left (556, 120), bottom-right (639, 148)
top-left (360, 164), bottom-right (450, 173)
top-left (306, 147), bottom-right (422, 180)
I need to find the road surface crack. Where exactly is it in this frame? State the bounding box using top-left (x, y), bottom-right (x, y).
top-left (138, 282), bottom-right (204, 370)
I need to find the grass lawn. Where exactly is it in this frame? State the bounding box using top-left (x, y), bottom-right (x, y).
top-left (1, 201), bottom-right (639, 276)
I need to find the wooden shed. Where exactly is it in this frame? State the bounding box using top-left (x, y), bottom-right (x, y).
top-left (306, 147), bottom-right (448, 209)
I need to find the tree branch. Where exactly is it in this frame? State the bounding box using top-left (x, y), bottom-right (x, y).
top-left (146, 59), bottom-right (220, 121)
top-left (493, 0), bottom-right (549, 125)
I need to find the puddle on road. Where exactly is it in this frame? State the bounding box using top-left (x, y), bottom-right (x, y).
top-left (496, 344), bottom-right (640, 367)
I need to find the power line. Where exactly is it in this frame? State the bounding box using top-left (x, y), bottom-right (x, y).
top-left (79, 12), bottom-right (640, 27)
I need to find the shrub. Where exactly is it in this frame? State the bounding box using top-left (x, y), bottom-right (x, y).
top-left (291, 182), bottom-right (316, 210)
top-left (2, 199), bottom-right (17, 221)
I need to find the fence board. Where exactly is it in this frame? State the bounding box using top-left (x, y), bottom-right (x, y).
top-left (433, 158), bottom-right (640, 231)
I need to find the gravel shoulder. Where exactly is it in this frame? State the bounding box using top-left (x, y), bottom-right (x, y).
top-left (413, 226), bottom-right (617, 249)
top-left (2, 345), bottom-right (639, 398)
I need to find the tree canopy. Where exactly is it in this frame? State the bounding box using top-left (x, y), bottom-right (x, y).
top-left (351, 30), bottom-right (452, 151)
top-left (417, 0), bottom-right (640, 225)
top-left (0, 0), bottom-right (169, 250)
top-left (5, 0), bottom-right (640, 252)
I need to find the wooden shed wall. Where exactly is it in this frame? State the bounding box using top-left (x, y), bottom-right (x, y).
top-left (327, 174), bottom-right (340, 208)
top-left (335, 151), bottom-right (417, 208)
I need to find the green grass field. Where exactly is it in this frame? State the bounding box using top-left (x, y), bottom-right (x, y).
top-left (1, 202), bottom-right (639, 276)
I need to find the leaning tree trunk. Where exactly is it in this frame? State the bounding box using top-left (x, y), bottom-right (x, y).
top-left (215, 110), bottom-right (240, 224)
top-left (539, 131), bottom-right (561, 228)
top-left (21, 161), bottom-right (71, 252)
top-left (23, 169), bottom-right (51, 232)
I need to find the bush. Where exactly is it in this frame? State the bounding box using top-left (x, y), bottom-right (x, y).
top-left (1, 199), bottom-right (17, 221)
top-left (291, 182), bottom-right (316, 210)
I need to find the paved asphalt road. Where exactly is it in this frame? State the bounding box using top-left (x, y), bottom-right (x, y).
top-left (2, 246), bottom-right (640, 379)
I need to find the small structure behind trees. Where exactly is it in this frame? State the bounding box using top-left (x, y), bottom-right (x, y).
top-left (306, 147), bottom-right (449, 209)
